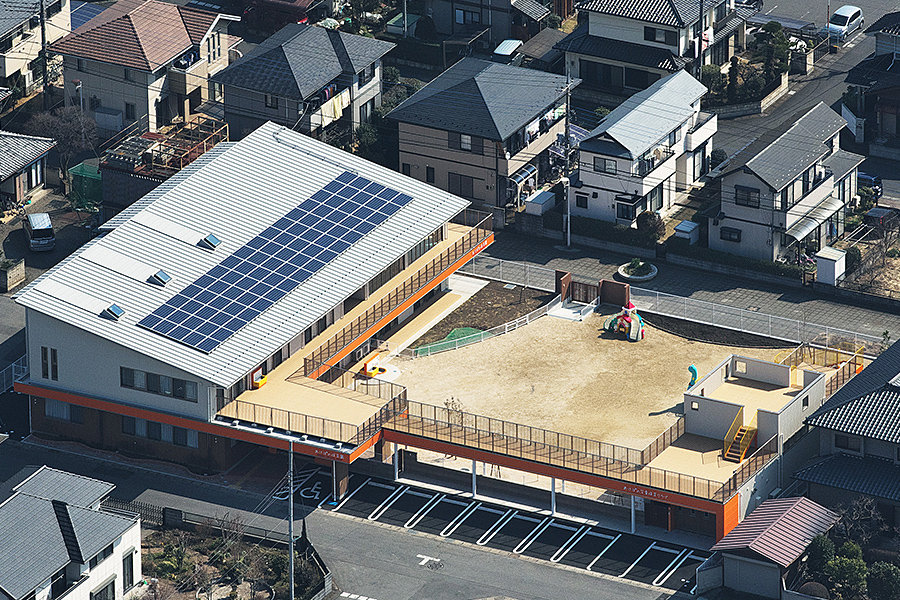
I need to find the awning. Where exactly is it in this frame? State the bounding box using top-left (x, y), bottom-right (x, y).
top-left (512, 0), bottom-right (550, 22)
top-left (509, 163), bottom-right (537, 187)
top-left (784, 195), bottom-right (845, 242)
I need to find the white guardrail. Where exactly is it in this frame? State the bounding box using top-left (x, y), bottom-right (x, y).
top-left (0, 356), bottom-right (27, 393)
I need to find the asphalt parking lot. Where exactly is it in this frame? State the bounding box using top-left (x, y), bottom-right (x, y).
top-left (277, 464), bottom-right (711, 594)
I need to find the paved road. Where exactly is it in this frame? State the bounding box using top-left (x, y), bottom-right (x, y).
top-left (482, 231), bottom-right (900, 340)
top-left (0, 439), bottom-right (667, 600)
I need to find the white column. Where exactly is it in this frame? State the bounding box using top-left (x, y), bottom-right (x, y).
top-left (471, 460), bottom-right (477, 497)
top-left (393, 448), bottom-right (399, 481)
top-left (630, 495), bottom-right (636, 534)
top-left (551, 478), bottom-right (557, 515)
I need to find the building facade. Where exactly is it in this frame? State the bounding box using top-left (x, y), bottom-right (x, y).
top-left (0, 0), bottom-right (70, 97)
top-left (570, 70), bottom-right (715, 225)
top-left (0, 131), bottom-right (56, 208)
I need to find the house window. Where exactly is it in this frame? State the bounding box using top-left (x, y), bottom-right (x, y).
top-left (358, 67), bottom-right (372, 87)
top-left (593, 157), bottom-right (616, 174)
top-left (41, 347), bottom-right (58, 380)
top-left (122, 416), bottom-right (136, 435)
top-left (402, 163), bottom-right (411, 176)
top-left (120, 367), bottom-right (198, 402)
top-left (146, 421), bottom-right (162, 441)
top-left (780, 185), bottom-right (794, 210)
top-left (124, 552), bottom-right (135, 590)
top-left (802, 396), bottom-right (809, 410)
top-left (265, 94), bottom-right (278, 109)
top-left (460, 134), bottom-right (472, 151)
top-left (669, 127), bottom-right (681, 147)
top-left (715, 1), bottom-right (727, 22)
top-left (455, 8), bottom-right (480, 25)
top-left (124, 68), bottom-right (134, 82)
top-left (426, 166), bottom-right (435, 183)
top-left (835, 434), bottom-right (861, 452)
top-left (720, 226), bottom-right (741, 242)
top-left (691, 401), bottom-right (699, 410)
top-left (616, 203), bottom-right (635, 221)
top-left (90, 580), bottom-right (114, 600)
top-left (173, 426), bottom-right (188, 447)
top-left (89, 544), bottom-right (114, 570)
top-left (643, 26), bottom-right (678, 46)
top-left (448, 172), bottom-right (475, 198)
top-left (646, 182), bottom-right (663, 212)
top-left (575, 194), bottom-right (588, 209)
top-left (125, 102), bottom-right (136, 121)
top-left (734, 185), bottom-right (760, 208)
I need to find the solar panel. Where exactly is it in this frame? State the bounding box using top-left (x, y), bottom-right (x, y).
top-left (138, 171), bottom-right (413, 353)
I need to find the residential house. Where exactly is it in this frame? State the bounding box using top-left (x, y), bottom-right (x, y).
top-left (516, 27), bottom-right (567, 73)
top-left (0, 131), bottom-right (56, 208)
top-left (388, 57), bottom-right (577, 224)
top-left (795, 340), bottom-right (900, 527)
top-left (13, 121), bottom-right (493, 495)
top-left (709, 102), bottom-right (864, 262)
top-left (210, 24), bottom-right (395, 141)
top-left (1, 0), bottom-right (70, 97)
top-left (556, 0), bottom-right (754, 102)
top-left (570, 70), bottom-right (715, 226)
top-left (50, 0), bottom-right (240, 132)
top-left (846, 12), bottom-right (900, 159)
top-left (705, 497), bottom-right (839, 599)
top-left (0, 465), bottom-right (141, 600)
top-left (428, 0), bottom-right (565, 47)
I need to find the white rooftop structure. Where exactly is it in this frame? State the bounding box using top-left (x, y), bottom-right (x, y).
top-left (16, 122), bottom-right (469, 387)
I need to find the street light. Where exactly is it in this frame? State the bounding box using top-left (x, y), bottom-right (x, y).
top-left (71, 79), bottom-right (84, 145)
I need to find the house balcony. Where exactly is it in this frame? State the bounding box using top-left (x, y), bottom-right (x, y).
top-left (785, 169), bottom-right (834, 228)
top-left (168, 58), bottom-right (207, 97)
top-left (686, 111), bottom-right (716, 152)
top-left (636, 147), bottom-right (675, 178)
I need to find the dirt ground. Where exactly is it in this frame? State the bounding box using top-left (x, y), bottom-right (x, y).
top-left (412, 280), bottom-right (554, 347)
top-left (394, 310), bottom-right (792, 449)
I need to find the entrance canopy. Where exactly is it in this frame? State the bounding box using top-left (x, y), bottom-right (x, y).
top-left (785, 195), bottom-right (844, 242)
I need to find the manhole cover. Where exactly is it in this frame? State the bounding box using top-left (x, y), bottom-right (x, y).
top-left (426, 561), bottom-right (444, 571)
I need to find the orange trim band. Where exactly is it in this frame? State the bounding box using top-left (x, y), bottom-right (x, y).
top-left (16, 382), bottom-right (355, 463)
top-left (383, 429), bottom-right (723, 513)
top-left (311, 233), bottom-right (494, 378)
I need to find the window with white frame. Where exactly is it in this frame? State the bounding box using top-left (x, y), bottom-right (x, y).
top-left (90, 580), bottom-right (114, 600)
top-left (41, 346), bottom-right (58, 380)
top-left (120, 367), bottom-right (198, 402)
top-left (593, 157), bottom-right (616, 174)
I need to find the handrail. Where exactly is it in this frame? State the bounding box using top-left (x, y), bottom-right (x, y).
top-left (723, 406), bottom-right (743, 457)
top-left (302, 211), bottom-right (492, 378)
top-left (737, 411), bottom-right (758, 462)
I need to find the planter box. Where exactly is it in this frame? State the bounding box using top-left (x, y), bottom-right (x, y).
top-left (0, 259), bottom-right (25, 293)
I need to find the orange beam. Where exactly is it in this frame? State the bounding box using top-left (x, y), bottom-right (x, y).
top-left (383, 429), bottom-right (724, 514)
top-left (311, 233), bottom-right (494, 378)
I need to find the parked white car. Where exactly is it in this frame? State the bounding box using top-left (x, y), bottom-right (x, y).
top-left (821, 5), bottom-right (864, 42)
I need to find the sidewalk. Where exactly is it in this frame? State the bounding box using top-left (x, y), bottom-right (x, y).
top-left (483, 231), bottom-right (900, 340)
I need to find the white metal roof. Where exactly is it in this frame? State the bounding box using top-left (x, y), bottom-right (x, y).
top-left (16, 122), bottom-right (470, 387)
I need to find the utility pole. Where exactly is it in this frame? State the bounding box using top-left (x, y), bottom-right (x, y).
top-left (564, 68), bottom-right (571, 247)
top-left (402, 0), bottom-right (408, 36)
top-left (695, 0), bottom-right (704, 79)
top-left (40, 0), bottom-right (49, 110)
top-left (288, 441), bottom-right (295, 600)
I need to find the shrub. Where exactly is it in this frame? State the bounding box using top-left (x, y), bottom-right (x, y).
top-left (710, 148), bottom-right (728, 168)
top-left (382, 66), bottom-right (400, 83)
top-left (547, 13), bottom-right (562, 28)
top-left (824, 556), bottom-right (867, 599)
top-left (845, 245), bottom-right (862, 273)
top-left (887, 248), bottom-right (900, 258)
top-left (701, 64), bottom-right (726, 97)
top-left (594, 105), bottom-right (610, 120)
top-left (807, 535), bottom-right (836, 573)
top-left (868, 562), bottom-right (900, 600)
top-left (636, 210), bottom-right (665, 241)
top-left (858, 187), bottom-right (875, 212)
top-left (838, 541), bottom-right (863, 561)
top-left (666, 237), bottom-right (803, 278)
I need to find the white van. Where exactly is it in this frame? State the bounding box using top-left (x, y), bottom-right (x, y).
top-left (23, 213), bottom-right (55, 251)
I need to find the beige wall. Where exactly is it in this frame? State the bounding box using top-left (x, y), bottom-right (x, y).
top-left (0, 0), bottom-right (70, 81)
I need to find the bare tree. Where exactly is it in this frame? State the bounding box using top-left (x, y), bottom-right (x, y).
top-left (835, 496), bottom-right (887, 546)
top-left (22, 106), bottom-right (97, 181)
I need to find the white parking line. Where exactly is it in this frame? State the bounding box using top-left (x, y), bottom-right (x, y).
top-left (368, 485), bottom-right (408, 521)
top-left (404, 493), bottom-right (444, 529)
top-left (405, 489), bottom-right (433, 498)
top-left (550, 525), bottom-right (588, 563)
top-left (332, 477), bottom-right (371, 512)
top-left (585, 530), bottom-right (616, 540)
top-left (653, 549), bottom-right (691, 587)
top-left (477, 509), bottom-right (517, 546)
top-left (586, 533), bottom-right (621, 571)
top-left (619, 542), bottom-right (656, 578)
top-left (513, 517), bottom-right (552, 554)
top-left (440, 501), bottom-right (481, 537)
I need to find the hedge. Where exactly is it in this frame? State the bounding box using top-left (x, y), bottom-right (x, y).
top-left (540, 212), bottom-right (656, 248)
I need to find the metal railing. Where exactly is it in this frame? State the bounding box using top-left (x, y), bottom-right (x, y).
top-left (384, 400), bottom-right (762, 502)
top-left (639, 416), bottom-right (685, 465)
top-left (457, 256), bottom-right (556, 292)
top-left (720, 434), bottom-right (779, 500)
top-left (776, 343), bottom-right (865, 397)
top-left (410, 295), bottom-right (560, 357)
top-left (723, 407), bottom-right (744, 457)
top-left (629, 287), bottom-right (884, 355)
top-left (218, 399), bottom-right (363, 442)
top-left (0, 355), bottom-right (27, 393)
top-left (302, 211), bottom-right (492, 378)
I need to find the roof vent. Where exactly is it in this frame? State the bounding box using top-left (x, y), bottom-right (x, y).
top-left (198, 233), bottom-right (221, 250)
top-left (103, 304), bottom-right (125, 320)
top-left (149, 269), bottom-right (172, 286)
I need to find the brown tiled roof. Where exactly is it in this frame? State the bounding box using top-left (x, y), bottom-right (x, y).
top-left (49, 0), bottom-right (219, 71)
top-left (712, 498), bottom-right (838, 568)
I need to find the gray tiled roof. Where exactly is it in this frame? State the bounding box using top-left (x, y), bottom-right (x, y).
top-left (806, 384), bottom-right (900, 443)
top-left (794, 453), bottom-right (900, 503)
top-left (14, 466), bottom-right (115, 507)
top-left (0, 0), bottom-right (39, 38)
top-left (822, 149), bottom-right (865, 182)
top-left (387, 57), bottom-right (575, 140)
top-left (575, 0), bottom-right (712, 27)
top-left (846, 52), bottom-right (900, 92)
top-left (0, 131), bottom-right (57, 183)
top-left (0, 483), bottom-right (135, 599)
top-left (712, 497), bottom-right (838, 568)
top-left (554, 25), bottom-right (687, 71)
top-left (211, 24), bottom-right (395, 100)
top-left (723, 102), bottom-right (845, 191)
top-left (0, 88), bottom-right (11, 104)
top-left (808, 339), bottom-right (900, 425)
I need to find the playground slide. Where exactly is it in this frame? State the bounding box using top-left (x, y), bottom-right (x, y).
top-left (628, 315), bottom-right (641, 341)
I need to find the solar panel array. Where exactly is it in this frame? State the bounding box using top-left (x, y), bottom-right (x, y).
top-left (137, 171), bottom-right (413, 353)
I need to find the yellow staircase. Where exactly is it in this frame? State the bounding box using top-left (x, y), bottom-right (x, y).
top-left (723, 409), bottom-right (758, 463)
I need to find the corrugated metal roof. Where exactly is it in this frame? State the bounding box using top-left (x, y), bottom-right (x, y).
top-left (0, 131), bottom-right (57, 182)
top-left (16, 122), bottom-right (470, 387)
top-left (794, 453), bottom-right (900, 502)
top-left (712, 497), bottom-right (838, 568)
top-left (511, 0), bottom-right (550, 21)
top-left (14, 466), bottom-right (115, 507)
top-left (580, 70), bottom-right (706, 158)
